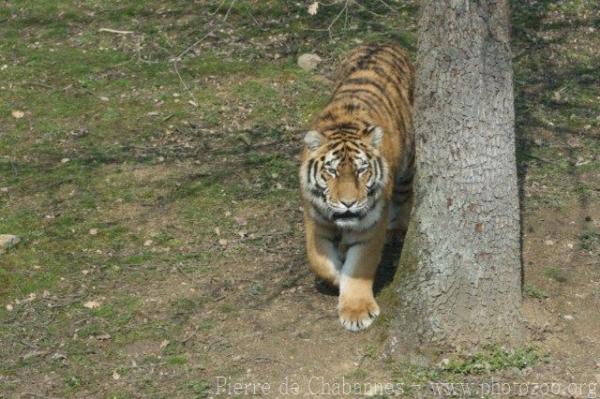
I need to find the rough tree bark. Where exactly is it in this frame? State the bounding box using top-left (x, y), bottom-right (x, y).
top-left (387, 0), bottom-right (523, 351)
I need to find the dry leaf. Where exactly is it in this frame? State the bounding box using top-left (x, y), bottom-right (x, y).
top-left (89, 228), bottom-right (98, 235)
top-left (160, 339), bottom-right (170, 349)
top-left (112, 370), bottom-right (121, 380)
top-left (308, 1), bottom-right (319, 15)
top-left (218, 238), bottom-right (228, 247)
top-left (83, 300), bottom-right (101, 309)
top-left (11, 110), bottom-right (25, 119)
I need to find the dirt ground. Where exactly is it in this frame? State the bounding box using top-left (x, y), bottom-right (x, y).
top-left (1, 0), bottom-right (599, 398)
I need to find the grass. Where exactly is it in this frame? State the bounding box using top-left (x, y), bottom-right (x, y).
top-left (187, 380), bottom-right (211, 399)
top-left (440, 347), bottom-right (542, 375)
top-left (524, 284), bottom-right (549, 299)
top-left (543, 267), bottom-right (568, 283)
top-left (579, 230), bottom-right (600, 251)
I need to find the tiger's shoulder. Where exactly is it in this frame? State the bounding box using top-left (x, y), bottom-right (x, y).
top-left (311, 43), bottom-right (414, 176)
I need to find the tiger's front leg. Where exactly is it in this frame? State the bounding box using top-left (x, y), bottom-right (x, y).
top-left (304, 212), bottom-right (342, 287)
top-left (338, 218), bottom-right (387, 331)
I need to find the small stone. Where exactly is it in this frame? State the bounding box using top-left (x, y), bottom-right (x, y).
top-left (112, 370), bottom-right (120, 380)
top-left (143, 239), bottom-right (153, 247)
top-left (297, 53), bottom-right (322, 72)
top-left (0, 235), bottom-right (20, 252)
top-left (544, 239), bottom-right (554, 246)
top-left (218, 238), bottom-right (228, 247)
top-left (89, 228), bottom-right (98, 235)
top-left (99, 96), bottom-right (109, 102)
top-left (563, 314), bottom-right (574, 321)
top-left (567, 243), bottom-right (574, 249)
top-left (5, 304), bottom-right (13, 311)
top-left (61, 158), bottom-right (70, 163)
top-left (0, 187), bottom-right (8, 193)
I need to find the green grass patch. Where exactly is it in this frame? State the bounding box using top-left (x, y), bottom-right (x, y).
top-left (166, 355), bottom-right (188, 366)
top-left (524, 284), bottom-right (548, 299)
top-left (579, 230), bottom-right (600, 251)
top-left (186, 380), bottom-right (212, 399)
top-left (441, 346), bottom-right (542, 375)
top-left (543, 267), bottom-right (568, 283)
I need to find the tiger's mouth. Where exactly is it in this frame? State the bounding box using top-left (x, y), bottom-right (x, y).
top-left (332, 211), bottom-right (360, 220)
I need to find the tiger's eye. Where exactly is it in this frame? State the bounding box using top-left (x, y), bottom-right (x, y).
top-left (324, 161), bottom-right (336, 175)
top-left (357, 163), bottom-right (368, 174)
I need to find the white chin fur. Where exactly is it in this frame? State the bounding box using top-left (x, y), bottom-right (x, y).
top-left (333, 200), bottom-right (383, 231)
top-left (302, 181), bottom-right (385, 231)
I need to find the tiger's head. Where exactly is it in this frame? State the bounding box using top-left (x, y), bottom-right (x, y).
top-left (300, 125), bottom-right (388, 230)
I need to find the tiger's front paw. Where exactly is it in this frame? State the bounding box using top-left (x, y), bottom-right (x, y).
top-left (338, 295), bottom-right (380, 331)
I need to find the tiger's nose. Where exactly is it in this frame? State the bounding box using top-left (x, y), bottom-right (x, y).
top-left (340, 200), bottom-right (356, 208)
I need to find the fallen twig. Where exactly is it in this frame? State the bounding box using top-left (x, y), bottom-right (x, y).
top-left (98, 28), bottom-right (135, 35)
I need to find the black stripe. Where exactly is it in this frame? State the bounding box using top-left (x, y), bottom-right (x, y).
top-left (309, 159), bottom-right (318, 184)
top-left (367, 65), bottom-right (410, 105)
top-left (319, 111), bottom-right (336, 122)
top-left (323, 122), bottom-right (359, 132)
top-left (334, 88), bottom-right (395, 119)
top-left (337, 79), bottom-right (397, 115)
top-left (343, 77), bottom-right (388, 96)
top-left (343, 103), bottom-right (359, 112)
top-left (372, 158), bottom-right (380, 182)
top-left (338, 96), bottom-right (386, 120)
top-left (310, 188), bottom-right (326, 200)
top-left (374, 45), bottom-right (411, 70)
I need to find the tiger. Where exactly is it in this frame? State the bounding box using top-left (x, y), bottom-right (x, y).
top-left (299, 44), bottom-right (414, 331)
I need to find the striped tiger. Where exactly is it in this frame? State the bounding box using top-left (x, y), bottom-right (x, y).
top-left (299, 44), bottom-right (414, 331)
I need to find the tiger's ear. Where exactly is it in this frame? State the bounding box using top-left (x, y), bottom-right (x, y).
top-left (304, 130), bottom-right (323, 151)
top-left (365, 125), bottom-right (384, 148)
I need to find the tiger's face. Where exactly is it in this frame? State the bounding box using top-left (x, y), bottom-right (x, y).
top-left (301, 126), bottom-right (388, 230)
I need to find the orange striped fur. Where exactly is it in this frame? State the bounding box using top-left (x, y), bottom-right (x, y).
top-left (299, 44), bottom-right (414, 331)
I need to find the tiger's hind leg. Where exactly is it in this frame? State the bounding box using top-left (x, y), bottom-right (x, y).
top-left (387, 172), bottom-right (414, 239)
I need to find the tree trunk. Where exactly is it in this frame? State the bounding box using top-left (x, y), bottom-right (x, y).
top-left (387, 0), bottom-right (523, 351)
